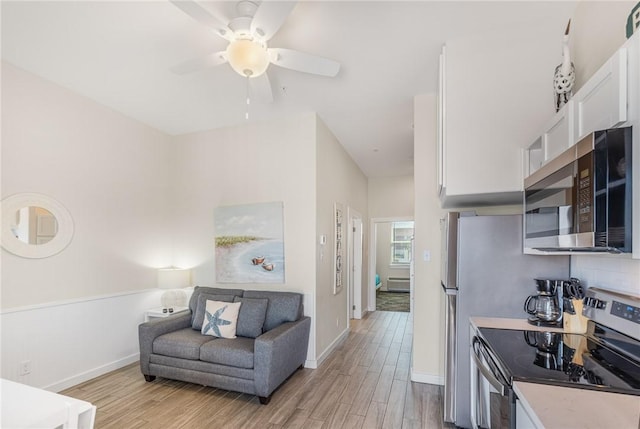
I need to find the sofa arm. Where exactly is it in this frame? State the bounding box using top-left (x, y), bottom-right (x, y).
top-left (138, 313), bottom-right (192, 374)
top-left (253, 316), bottom-right (311, 398)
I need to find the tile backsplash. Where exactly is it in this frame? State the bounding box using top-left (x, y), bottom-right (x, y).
top-left (571, 255), bottom-right (640, 296)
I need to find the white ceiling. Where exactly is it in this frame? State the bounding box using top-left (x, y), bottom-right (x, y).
top-left (1, 1), bottom-right (576, 178)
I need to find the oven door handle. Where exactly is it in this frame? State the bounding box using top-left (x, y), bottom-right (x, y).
top-left (472, 337), bottom-right (507, 396)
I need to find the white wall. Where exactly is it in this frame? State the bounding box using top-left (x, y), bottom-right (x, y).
top-left (1, 62), bottom-right (174, 308)
top-left (1, 62), bottom-right (173, 389)
top-left (1, 290), bottom-right (161, 391)
top-left (315, 117), bottom-right (368, 362)
top-left (368, 175), bottom-right (414, 219)
top-left (570, 1), bottom-right (637, 91)
top-left (169, 113), bottom-right (319, 361)
top-left (412, 94), bottom-right (444, 384)
top-left (571, 256), bottom-right (640, 296)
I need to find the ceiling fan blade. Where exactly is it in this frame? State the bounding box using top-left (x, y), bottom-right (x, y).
top-left (250, 73), bottom-right (274, 103)
top-left (170, 51), bottom-right (227, 75)
top-left (250, 1), bottom-right (297, 41)
top-left (170, 0), bottom-right (233, 41)
top-left (269, 48), bottom-right (340, 77)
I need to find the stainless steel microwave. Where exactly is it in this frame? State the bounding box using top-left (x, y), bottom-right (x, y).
top-left (524, 127), bottom-right (632, 253)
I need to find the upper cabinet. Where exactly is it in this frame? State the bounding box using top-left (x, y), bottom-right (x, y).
top-left (572, 47), bottom-right (628, 141)
top-left (437, 30), bottom-right (563, 208)
top-left (526, 43), bottom-right (631, 178)
top-left (543, 101), bottom-right (574, 162)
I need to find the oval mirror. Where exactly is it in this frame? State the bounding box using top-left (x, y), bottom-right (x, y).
top-left (1, 193), bottom-right (74, 258)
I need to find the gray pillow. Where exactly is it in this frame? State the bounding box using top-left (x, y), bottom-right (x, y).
top-left (192, 294), bottom-right (236, 331)
top-left (243, 291), bottom-right (303, 331)
top-left (233, 297), bottom-right (268, 338)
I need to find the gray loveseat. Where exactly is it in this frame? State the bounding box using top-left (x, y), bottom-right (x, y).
top-left (138, 286), bottom-right (310, 404)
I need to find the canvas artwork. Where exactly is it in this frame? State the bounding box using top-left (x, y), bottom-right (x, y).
top-left (215, 202), bottom-right (285, 283)
top-left (333, 203), bottom-right (344, 295)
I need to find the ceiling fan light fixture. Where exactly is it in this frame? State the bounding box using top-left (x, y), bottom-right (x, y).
top-left (226, 39), bottom-right (269, 78)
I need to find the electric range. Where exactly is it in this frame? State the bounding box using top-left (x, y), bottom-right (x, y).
top-left (476, 287), bottom-right (640, 396)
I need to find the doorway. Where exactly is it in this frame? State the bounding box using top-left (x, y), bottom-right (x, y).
top-left (348, 208), bottom-right (363, 320)
top-left (368, 217), bottom-right (414, 313)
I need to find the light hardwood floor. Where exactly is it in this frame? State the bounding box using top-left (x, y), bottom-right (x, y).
top-left (63, 311), bottom-right (454, 428)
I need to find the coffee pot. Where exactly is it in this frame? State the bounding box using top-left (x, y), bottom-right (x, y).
top-left (524, 279), bottom-right (565, 326)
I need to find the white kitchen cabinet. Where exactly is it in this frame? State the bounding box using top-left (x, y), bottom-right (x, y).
top-left (542, 101), bottom-right (574, 162)
top-left (515, 398), bottom-right (538, 429)
top-left (572, 47), bottom-right (628, 141)
top-left (438, 31), bottom-right (559, 208)
top-left (524, 137), bottom-right (543, 178)
top-left (626, 29), bottom-right (640, 260)
top-left (437, 45), bottom-right (446, 195)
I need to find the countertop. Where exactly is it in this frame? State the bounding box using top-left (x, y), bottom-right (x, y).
top-left (470, 317), bottom-right (565, 332)
top-left (470, 317), bottom-right (640, 429)
top-left (513, 381), bottom-right (640, 429)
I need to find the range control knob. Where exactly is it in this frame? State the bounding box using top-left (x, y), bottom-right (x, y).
top-left (584, 297), bottom-right (607, 309)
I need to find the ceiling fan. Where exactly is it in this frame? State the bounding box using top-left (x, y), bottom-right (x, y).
top-left (170, 0), bottom-right (341, 102)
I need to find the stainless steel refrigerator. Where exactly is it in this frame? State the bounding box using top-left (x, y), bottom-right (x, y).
top-left (440, 212), bottom-right (569, 428)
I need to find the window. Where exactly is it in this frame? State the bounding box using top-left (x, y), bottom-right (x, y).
top-left (390, 221), bottom-right (414, 265)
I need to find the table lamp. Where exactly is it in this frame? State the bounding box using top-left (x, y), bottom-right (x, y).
top-left (158, 267), bottom-right (191, 309)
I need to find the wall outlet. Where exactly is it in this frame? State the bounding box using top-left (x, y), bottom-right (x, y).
top-left (19, 360), bottom-right (32, 376)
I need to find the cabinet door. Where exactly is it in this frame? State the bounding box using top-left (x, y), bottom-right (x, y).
top-left (525, 137), bottom-right (544, 177)
top-left (573, 47), bottom-right (627, 141)
top-left (437, 46), bottom-right (446, 195)
top-left (543, 101), bottom-right (573, 162)
top-left (515, 399), bottom-right (538, 429)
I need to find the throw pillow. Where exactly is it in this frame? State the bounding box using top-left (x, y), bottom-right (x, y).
top-left (233, 297), bottom-right (268, 338)
top-left (201, 300), bottom-right (241, 339)
top-left (192, 293), bottom-right (236, 331)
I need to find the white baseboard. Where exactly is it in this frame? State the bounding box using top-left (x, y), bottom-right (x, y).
top-left (45, 353), bottom-right (140, 392)
top-left (305, 327), bottom-right (349, 369)
top-left (410, 368), bottom-right (444, 385)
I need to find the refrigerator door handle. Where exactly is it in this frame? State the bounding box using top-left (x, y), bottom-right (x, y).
top-left (443, 292), bottom-right (457, 423)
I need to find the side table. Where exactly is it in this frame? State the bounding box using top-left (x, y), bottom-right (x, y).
top-left (144, 306), bottom-right (189, 322)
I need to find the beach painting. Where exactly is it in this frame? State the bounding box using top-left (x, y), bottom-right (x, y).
top-left (214, 202), bottom-right (285, 283)
top-left (333, 202), bottom-right (344, 295)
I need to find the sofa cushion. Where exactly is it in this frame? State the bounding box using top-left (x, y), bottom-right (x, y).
top-left (188, 286), bottom-right (244, 316)
top-left (192, 293), bottom-right (236, 331)
top-left (199, 337), bottom-right (255, 369)
top-left (233, 297), bottom-right (268, 338)
top-left (201, 300), bottom-right (241, 339)
top-left (243, 290), bottom-right (303, 331)
top-left (153, 328), bottom-right (212, 360)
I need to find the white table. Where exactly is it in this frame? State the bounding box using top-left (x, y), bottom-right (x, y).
top-left (144, 306), bottom-right (189, 322)
top-left (0, 379), bottom-right (96, 429)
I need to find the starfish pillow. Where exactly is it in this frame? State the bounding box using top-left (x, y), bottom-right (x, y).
top-left (201, 300), bottom-right (242, 338)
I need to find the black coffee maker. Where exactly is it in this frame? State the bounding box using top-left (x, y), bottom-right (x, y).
top-left (524, 279), bottom-right (566, 327)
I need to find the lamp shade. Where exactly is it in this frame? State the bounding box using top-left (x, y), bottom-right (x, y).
top-left (157, 268), bottom-right (191, 290)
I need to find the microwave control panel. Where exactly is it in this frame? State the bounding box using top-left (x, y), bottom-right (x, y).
top-left (576, 153), bottom-right (594, 232)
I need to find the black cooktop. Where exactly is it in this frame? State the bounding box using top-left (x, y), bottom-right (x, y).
top-left (478, 327), bottom-right (640, 396)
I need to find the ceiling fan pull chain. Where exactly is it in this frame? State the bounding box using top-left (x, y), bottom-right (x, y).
top-left (245, 76), bottom-right (251, 120)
